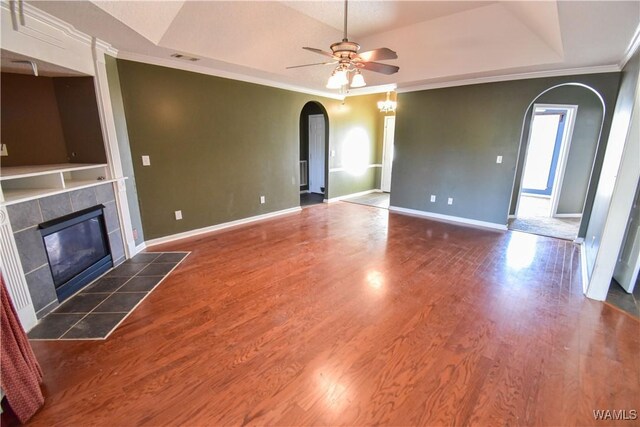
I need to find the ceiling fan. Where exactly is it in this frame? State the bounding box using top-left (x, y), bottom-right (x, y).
top-left (287, 0), bottom-right (399, 90)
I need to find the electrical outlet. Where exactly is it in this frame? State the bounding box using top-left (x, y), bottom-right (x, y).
top-left (260, 196), bottom-right (266, 204)
top-left (174, 210), bottom-right (182, 220)
top-left (430, 195), bottom-right (436, 202)
top-left (331, 150), bottom-right (336, 157)
top-left (0, 144), bottom-right (7, 156)
top-left (142, 155), bottom-right (151, 166)
top-left (448, 197), bottom-right (453, 205)
top-left (132, 228), bottom-right (138, 240)
top-left (496, 155), bottom-right (503, 164)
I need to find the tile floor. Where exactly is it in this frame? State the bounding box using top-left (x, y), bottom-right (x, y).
top-left (343, 192), bottom-right (390, 209)
top-left (28, 252), bottom-right (189, 340)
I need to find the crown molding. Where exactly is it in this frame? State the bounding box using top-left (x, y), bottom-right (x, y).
top-left (1, 0), bottom-right (118, 56)
top-left (116, 51), bottom-right (345, 101)
top-left (396, 64), bottom-right (622, 94)
top-left (1, 0), bottom-right (117, 56)
top-left (620, 22), bottom-right (640, 69)
top-left (346, 84), bottom-right (397, 97)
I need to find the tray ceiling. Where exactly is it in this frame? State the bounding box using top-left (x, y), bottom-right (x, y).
top-left (26, 1), bottom-right (640, 95)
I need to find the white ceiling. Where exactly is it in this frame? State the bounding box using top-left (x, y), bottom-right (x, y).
top-left (25, 1), bottom-right (640, 96)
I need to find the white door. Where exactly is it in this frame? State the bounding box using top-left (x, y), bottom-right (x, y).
top-left (614, 181), bottom-right (640, 292)
top-left (308, 114), bottom-right (325, 194)
top-left (381, 116), bottom-right (396, 193)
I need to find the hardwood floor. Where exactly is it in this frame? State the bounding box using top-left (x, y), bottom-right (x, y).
top-left (28, 203), bottom-right (639, 426)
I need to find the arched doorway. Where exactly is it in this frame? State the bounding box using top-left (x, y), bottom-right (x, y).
top-left (299, 101), bottom-right (329, 207)
top-left (509, 83), bottom-right (606, 240)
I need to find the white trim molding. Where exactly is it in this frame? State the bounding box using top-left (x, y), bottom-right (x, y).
top-left (397, 65), bottom-right (621, 95)
top-left (554, 213), bottom-right (582, 218)
top-left (145, 207), bottom-right (302, 247)
top-left (329, 164), bottom-right (382, 173)
top-left (389, 206), bottom-right (508, 231)
top-left (116, 51), bottom-right (344, 101)
top-left (324, 189), bottom-right (381, 203)
top-left (580, 242), bottom-right (589, 294)
top-left (620, 22), bottom-right (640, 69)
top-left (347, 84), bottom-right (398, 97)
top-left (134, 242), bottom-right (147, 256)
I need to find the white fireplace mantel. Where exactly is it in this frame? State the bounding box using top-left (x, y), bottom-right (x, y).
top-left (0, 0), bottom-right (135, 331)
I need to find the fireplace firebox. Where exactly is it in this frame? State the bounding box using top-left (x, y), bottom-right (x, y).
top-left (39, 205), bottom-right (113, 302)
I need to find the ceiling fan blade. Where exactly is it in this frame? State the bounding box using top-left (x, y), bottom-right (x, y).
top-left (303, 47), bottom-right (335, 58)
top-left (286, 61), bottom-right (337, 69)
top-left (359, 61), bottom-right (400, 75)
top-left (357, 48), bottom-right (398, 62)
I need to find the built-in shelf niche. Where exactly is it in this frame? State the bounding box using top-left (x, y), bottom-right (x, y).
top-left (0, 163), bottom-right (113, 205)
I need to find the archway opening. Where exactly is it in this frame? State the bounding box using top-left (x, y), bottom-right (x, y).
top-left (299, 101), bottom-right (329, 207)
top-left (509, 83), bottom-right (606, 241)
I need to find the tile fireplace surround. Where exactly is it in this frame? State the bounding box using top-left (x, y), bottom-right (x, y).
top-left (6, 183), bottom-right (126, 319)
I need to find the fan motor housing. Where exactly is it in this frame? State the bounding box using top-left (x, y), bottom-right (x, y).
top-left (330, 40), bottom-right (360, 59)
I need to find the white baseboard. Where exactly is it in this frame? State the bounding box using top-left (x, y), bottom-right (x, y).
top-left (145, 207), bottom-right (302, 247)
top-left (580, 242), bottom-right (589, 294)
top-left (299, 190), bottom-right (309, 194)
top-left (554, 213), bottom-right (582, 218)
top-left (324, 189), bottom-right (381, 203)
top-left (389, 206), bottom-right (507, 231)
top-left (508, 214), bottom-right (516, 219)
top-left (133, 242), bottom-right (147, 255)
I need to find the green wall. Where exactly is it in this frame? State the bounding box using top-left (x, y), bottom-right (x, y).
top-left (391, 73), bottom-right (620, 227)
top-left (113, 59), bottom-right (382, 240)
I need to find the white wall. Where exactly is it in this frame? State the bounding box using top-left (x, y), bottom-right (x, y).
top-left (584, 49), bottom-right (640, 300)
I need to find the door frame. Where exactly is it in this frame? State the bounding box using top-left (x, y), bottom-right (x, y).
top-left (515, 103), bottom-right (578, 218)
top-left (381, 115), bottom-right (396, 193)
top-left (308, 113), bottom-right (326, 194)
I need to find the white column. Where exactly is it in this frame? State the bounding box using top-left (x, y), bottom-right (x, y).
top-left (0, 206), bottom-right (37, 331)
top-left (91, 39), bottom-right (137, 259)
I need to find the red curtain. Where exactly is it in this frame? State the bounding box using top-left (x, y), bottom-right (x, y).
top-left (1, 274), bottom-right (44, 423)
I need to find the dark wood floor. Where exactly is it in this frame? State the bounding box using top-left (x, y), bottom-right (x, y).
top-left (28, 203), bottom-right (639, 426)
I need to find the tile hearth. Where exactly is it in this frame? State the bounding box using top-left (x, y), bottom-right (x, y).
top-left (28, 252), bottom-right (189, 340)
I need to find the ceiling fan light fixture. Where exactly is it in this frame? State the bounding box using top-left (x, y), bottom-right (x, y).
top-left (378, 91), bottom-right (397, 113)
top-left (289, 0), bottom-right (398, 91)
top-left (326, 72), bottom-right (342, 89)
top-left (335, 68), bottom-right (349, 86)
top-left (351, 70), bottom-right (366, 88)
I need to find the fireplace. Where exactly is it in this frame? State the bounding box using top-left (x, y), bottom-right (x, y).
top-left (39, 205), bottom-right (113, 302)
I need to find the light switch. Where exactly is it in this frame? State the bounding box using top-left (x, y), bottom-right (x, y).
top-left (260, 196), bottom-right (266, 204)
top-left (496, 155), bottom-right (503, 164)
top-left (142, 155), bottom-right (151, 166)
top-left (174, 210), bottom-right (182, 220)
top-left (331, 150), bottom-right (336, 157)
top-left (430, 195), bottom-right (436, 202)
top-left (448, 198), bottom-right (453, 205)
